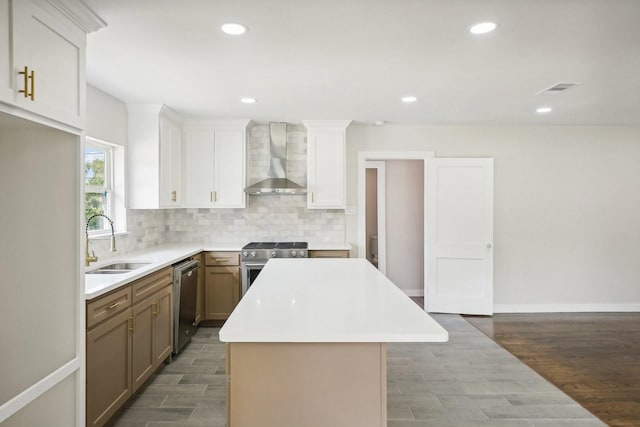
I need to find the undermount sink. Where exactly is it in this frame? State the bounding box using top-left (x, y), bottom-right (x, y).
top-left (86, 262), bottom-right (151, 275)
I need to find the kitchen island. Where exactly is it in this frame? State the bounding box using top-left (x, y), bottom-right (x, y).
top-left (219, 258), bottom-right (448, 427)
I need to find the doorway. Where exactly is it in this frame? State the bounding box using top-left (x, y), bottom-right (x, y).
top-left (358, 152), bottom-right (494, 314)
top-left (365, 161), bottom-right (386, 273)
top-left (359, 152), bottom-right (433, 299)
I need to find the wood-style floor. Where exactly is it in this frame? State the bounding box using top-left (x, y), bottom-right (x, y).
top-left (466, 313), bottom-right (640, 427)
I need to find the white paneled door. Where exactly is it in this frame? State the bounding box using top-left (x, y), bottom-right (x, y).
top-left (426, 158), bottom-right (494, 315)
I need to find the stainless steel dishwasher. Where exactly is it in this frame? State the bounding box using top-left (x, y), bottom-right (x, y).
top-left (173, 259), bottom-right (199, 354)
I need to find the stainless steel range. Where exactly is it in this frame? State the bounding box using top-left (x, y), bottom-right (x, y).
top-left (241, 242), bottom-right (308, 295)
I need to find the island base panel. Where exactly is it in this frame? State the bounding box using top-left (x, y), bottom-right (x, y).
top-left (227, 342), bottom-right (387, 427)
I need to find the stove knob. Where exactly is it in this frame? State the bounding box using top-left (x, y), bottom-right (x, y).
top-left (271, 251), bottom-right (277, 258)
top-left (242, 251), bottom-right (248, 257)
top-left (291, 250), bottom-right (296, 257)
top-left (251, 251), bottom-right (256, 257)
top-left (299, 251), bottom-right (304, 256)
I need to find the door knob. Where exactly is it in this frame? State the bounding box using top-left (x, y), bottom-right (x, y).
top-left (486, 243), bottom-right (492, 249)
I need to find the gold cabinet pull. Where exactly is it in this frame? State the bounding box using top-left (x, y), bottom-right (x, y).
top-left (18, 66), bottom-right (29, 99)
top-left (153, 301), bottom-right (159, 316)
top-left (213, 191), bottom-right (217, 202)
top-left (171, 191), bottom-right (177, 202)
top-left (107, 300), bottom-right (124, 310)
top-left (128, 316), bottom-right (134, 332)
top-left (311, 192), bottom-right (314, 203)
top-left (18, 66), bottom-right (35, 101)
top-left (29, 69), bottom-right (35, 101)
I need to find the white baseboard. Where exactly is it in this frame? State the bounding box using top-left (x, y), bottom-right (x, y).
top-left (494, 303), bottom-right (640, 313)
top-left (403, 289), bottom-right (424, 297)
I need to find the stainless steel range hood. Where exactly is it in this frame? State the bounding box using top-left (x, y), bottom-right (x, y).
top-left (244, 122), bottom-right (307, 195)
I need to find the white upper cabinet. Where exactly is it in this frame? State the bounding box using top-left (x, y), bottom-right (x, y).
top-left (128, 105), bottom-right (183, 209)
top-left (0, 0), bottom-right (12, 103)
top-left (0, 0), bottom-right (103, 129)
top-left (304, 120), bottom-right (351, 209)
top-left (183, 120), bottom-right (250, 209)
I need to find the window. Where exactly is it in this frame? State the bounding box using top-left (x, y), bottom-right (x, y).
top-left (84, 137), bottom-right (125, 234)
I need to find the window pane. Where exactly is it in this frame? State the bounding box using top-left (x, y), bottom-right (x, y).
top-left (85, 147), bottom-right (106, 186)
top-left (85, 192), bottom-right (108, 231)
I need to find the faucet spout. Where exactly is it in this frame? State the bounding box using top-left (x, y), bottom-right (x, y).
top-left (85, 213), bottom-right (117, 267)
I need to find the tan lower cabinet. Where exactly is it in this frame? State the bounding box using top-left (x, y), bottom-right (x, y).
top-left (195, 253), bottom-right (204, 325)
top-left (86, 310), bottom-right (133, 427)
top-left (205, 266), bottom-right (240, 320)
top-left (308, 249), bottom-right (350, 258)
top-left (203, 251), bottom-right (240, 321)
top-left (154, 285), bottom-right (173, 365)
top-left (86, 268), bottom-right (173, 427)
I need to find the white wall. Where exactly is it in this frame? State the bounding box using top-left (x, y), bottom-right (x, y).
top-left (345, 124), bottom-right (640, 311)
top-left (385, 160), bottom-right (424, 296)
top-left (86, 84), bottom-right (127, 146)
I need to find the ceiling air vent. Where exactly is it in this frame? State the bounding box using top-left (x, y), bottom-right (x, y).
top-left (538, 82), bottom-right (582, 95)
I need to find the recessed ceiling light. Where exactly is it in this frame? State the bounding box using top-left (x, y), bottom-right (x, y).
top-left (240, 97), bottom-right (256, 104)
top-left (221, 23), bottom-right (248, 35)
top-left (536, 106), bottom-right (552, 114)
top-left (470, 22), bottom-right (497, 34)
top-left (401, 96), bottom-right (417, 103)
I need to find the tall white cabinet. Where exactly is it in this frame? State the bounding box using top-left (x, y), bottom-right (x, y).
top-left (128, 105), bottom-right (183, 209)
top-left (0, 1), bottom-right (104, 426)
top-left (304, 120), bottom-right (351, 209)
top-left (183, 119), bottom-right (250, 208)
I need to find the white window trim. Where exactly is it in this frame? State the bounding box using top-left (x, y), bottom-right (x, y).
top-left (85, 136), bottom-right (126, 236)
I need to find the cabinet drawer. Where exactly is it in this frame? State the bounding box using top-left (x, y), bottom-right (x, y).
top-left (205, 251), bottom-right (239, 266)
top-left (308, 250), bottom-right (350, 258)
top-left (132, 268), bottom-right (173, 303)
top-left (87, 286), bottom-right (132, 329)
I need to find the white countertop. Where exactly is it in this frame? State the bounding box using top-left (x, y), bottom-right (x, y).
top-left (84, 244), bottom-right (204, 300)
top-left (84, 242), bottom-right (352, 300)
top-left (219, 258), bottom-right (449, 343)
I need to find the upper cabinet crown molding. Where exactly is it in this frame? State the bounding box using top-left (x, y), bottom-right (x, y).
top-left (183, 118), bottom-right (252, 130)
top-left (45, 0), bottom-right (107, 33)
top-left (302, 120), bottom-right (352, 131)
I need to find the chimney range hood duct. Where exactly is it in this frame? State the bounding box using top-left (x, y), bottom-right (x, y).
top-left (244, 122), bottom-right (307, 195)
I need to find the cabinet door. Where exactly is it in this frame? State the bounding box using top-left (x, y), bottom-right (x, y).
top-left (214, 128), bottom-right (245, 208)
top-left (307, 129), bottom-right (346, 209)
top-left (195, 254), bottom-right (204, 325)
top-left (159, 115), bottom-right (182, 207)
top-left (308, 250), bottom-right (350, 258)
top-left (184, 129), bottom-right (215, 207)
top-left (153, 285), bottom-right (173, 366)
top-left (12, 0), bottom-right (85, 128)
top-left (86, 310), bottom-right (132, 427)
top-left (205, 266), bottom-right (240, 320)
top-left (0, 0), bottom-right (12, 103)
top-left (131, 299), bottom-right (155, 393)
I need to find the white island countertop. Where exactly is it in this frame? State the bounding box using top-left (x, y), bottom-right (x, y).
top-left (219, 258), bottom-right (449, 343)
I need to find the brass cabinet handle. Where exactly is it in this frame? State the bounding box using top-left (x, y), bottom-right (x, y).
top-left (311, 192), bottom-right (314, 203)
top-left (128, 316), bottom-right (134, 332)
top-left (18, 66), bottom-right (35, 101)
top-left (29, 69), bottom-right (35, 101)
top-left (107, 300), bottom-right (124, 310)
top-left (171, 191), bottom-right (177, 202)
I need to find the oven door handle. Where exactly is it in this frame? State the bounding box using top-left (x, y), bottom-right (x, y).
top-left (243, 263), bottom-right (265, 269)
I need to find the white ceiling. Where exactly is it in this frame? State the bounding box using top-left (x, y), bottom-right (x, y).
top-left (84, 0), bottom-right (640, 125)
